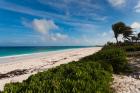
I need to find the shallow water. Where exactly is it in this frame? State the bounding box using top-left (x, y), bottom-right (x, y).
top-left (0, 46), bottom-right (92, 57)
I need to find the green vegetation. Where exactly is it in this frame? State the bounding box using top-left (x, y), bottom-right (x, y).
top-left (2, 46), bottom-right (128, 93)
top-left (103, 42), bottom-right (140, 52)
top-left (2, 21), bottom-right (135, 93)
top-left (3, 61), bottom-right (113, 93)
top-left (112, 22), bottom-right (140, 43)
top-left (112, 22), bottom-right (133, 43)
top-left (81, 48), bottom-right (127, 73)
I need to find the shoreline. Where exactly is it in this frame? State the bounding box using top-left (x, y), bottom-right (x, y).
top-left (0, 48), bottom-right (90, 64)
top-left (0, 46), bottom-right (96, 59)
top-left (0, 48), bottom-right (82, 59)
top-left (0, 47), bottom-right (101, 91)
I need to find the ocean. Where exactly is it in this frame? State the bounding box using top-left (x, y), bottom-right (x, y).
top-left (0, 46), bottom-right (92, 57)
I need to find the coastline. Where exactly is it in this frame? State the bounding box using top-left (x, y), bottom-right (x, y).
top-left (0, 46), bottom-right (93, 58)
top-left (0, 47), bottom-right (87, 60)
top-left (0, 47), bottom-right (101, 91)
top-left (0, 47), bottom-right (97, 64)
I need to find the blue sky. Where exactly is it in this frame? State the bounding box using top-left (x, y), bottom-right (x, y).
top-left (0, 0), bottom-right (140, 46)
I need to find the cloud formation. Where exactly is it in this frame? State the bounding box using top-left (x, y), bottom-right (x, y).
top-left (1, 0), bottom-right (139, 46)
top-left (0, 0), bottom-right (107, 25)
top-left (134, 0), bottom-right (140, 13)
top-left (131, 22), bottom-right (140, 29)
top-left (108, 0), bottom-right (126, 7)
top-left (50, 33), bottom-right (68, 41)
top-left (32, 19), bottom-right (58, 34)
top-left (22, 18), bottom-right (68, 41)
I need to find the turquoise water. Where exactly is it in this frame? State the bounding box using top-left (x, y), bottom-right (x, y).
top-left (0, 46), bottom-right (92, 57)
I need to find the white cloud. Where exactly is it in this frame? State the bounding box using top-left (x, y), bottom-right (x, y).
top-left (51, 0), bottom-right (106, 22)
top-left (0, 0), bottom-right (64, 20)
top-left (0, 0), bottom-right (106, 25)
top-left (22, 18), bottom-right (58, 34)
top-left (55, 33), bottom-right (68, 39)
top-left (108, 0), bottom-right (126, 7)
top-left (22, 18), bottom-right (68, 41)
top-left (131, 22), bottom-right (140, 29)
top-left (96, 30), bottom-right (116, 44)
top-left (134, 0), bottom-right (140, 13)
top-left (50, 33), bottom-right (68, 41)
top-left (32, 19), bottom-right (58, 34)
top-left (38, 0), bottom-right (101, 11)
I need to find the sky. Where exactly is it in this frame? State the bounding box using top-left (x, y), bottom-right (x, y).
top-left (0, 0), bottom-right (140, 46)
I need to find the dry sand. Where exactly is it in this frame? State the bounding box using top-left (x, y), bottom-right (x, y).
top-left (0, 47), bottom-right (101, 91)
top-left (112, 74), bottom-right (140, 93)
top-left (112, 57), bottom-right (140, 93)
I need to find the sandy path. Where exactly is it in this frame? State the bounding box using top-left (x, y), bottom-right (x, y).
top-left (112, 75), bottom-right (140, 93)
top-left (112, 57), bottom-right (140, 93)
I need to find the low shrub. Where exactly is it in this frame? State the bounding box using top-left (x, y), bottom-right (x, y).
top-left (124, 45), bottom-right (140, 52)
top-left (81, 48), bottom-right (127, 73)
top-left (3, 61), bottom-right (113, 93)
top-left (103, 42), bottom-right (140, 52)
top-left (96, 49), bottom-right (127, 73)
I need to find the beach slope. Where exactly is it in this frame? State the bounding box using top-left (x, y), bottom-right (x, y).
top-left (0, 47), bottom-right (101, 91)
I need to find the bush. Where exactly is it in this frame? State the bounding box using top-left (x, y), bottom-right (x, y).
top-left (95, 49), bottom-right (127, 73)
top-left (103, 42), bottom-right (140, 52)
top-left (81, 48), bottom-right (127, 73)
top-left (124, 45), bottom-right (140, 52)
top-left (3, 61), bottom-right (113, 93)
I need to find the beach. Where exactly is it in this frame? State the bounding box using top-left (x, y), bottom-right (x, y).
top-left (112, 57), bottom-right (140, 93)
top-left (0, 47), bottom-right (101, 91)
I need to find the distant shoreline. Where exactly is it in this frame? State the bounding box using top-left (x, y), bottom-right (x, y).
top-left (0, 47), bottom-right (96, 64)
top-left (0, 46), bottom-right (98, 58)
top-left (0, 47), bottom-right (101, 91)
top-left (0, 48), bottom-right (77, 59)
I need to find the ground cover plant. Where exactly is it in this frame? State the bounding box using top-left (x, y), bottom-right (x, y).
top-left (2, 45), bottom-right (128, 93)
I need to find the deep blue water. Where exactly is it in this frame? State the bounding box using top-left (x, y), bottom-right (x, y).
top-left (0, 46), bottom-right (92, 57)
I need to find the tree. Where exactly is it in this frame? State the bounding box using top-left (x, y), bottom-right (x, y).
top-left (138, 32), bottom-right (140, 38)
top-left (122, 26), bottom-right (133, 41)
top-left (112, 22), bottom-right (126, 43)
top-left (138, 33), bottom-right (140, 43)
top-left (131, 36), bottom-right (138, 43)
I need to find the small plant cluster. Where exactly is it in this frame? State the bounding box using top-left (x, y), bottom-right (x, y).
top-left (2, 46), bottom-right (128, 93)
top-left (103, 42), bottom-right (140, 52)
top-left (3, 62), bottom-right (113, 93)
top-left (81, 47), bottom-right (127, 73)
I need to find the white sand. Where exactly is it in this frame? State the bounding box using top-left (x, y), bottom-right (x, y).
top-left (0, 47), bottom-right (101, 91)
top-left (112, 74), bottom-right (140, 93)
